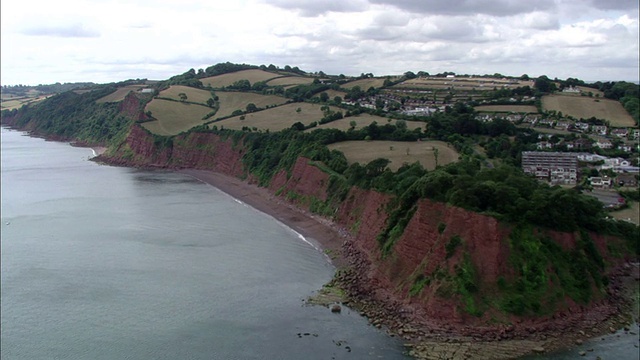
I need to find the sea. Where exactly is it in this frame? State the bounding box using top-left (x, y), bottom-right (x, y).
top-left (2, 126), bottom-right (638, 360)
top-left (0, 127), bottom-right (409, 360)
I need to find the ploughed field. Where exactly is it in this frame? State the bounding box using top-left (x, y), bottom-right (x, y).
top-left (327, 140), bottom-right (459, 171)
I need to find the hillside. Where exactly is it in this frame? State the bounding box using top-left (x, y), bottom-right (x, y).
top-left (1, 64), bottom-right (638, 360)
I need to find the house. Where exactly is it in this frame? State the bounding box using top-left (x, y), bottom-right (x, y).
top-left (592, 125), bottom-right (608, 136)
top-left (562, 86), bottom-right (581, 93)
top-left (555, 120), bottom-right (572, 130)
top-left (506, 114), bottom-right (523, 122)
top-left (538, 118), bottom-right (555, 127)
top-left (610, 128), bottom-right (629, 138)
top-left (139, 88), bottom-right (155, 94)
top-left (631, 129), bottom-right (640, 139)
top-left (594, 139), bottom-right (613, 149)
top-left (618, 144), bottom-right (633, 153)
top-left (588, 176), bottom-right (612, 188)
top-left (537, 141), bottom-right (554, 149)
top-left (577, 153), bottom-right (607, 162)
top-left (617, 173), bottom-right (638, 187)
top-left (574, 122), bottom-right (590, 132)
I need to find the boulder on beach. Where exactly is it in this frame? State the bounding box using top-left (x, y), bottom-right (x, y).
top-left (331, 304), bottom-right (342, 313)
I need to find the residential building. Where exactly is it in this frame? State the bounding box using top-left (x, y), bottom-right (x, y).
top-left (522, 151), bottom-right (578, 184)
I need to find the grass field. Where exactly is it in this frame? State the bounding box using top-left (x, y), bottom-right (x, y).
top-left (200, 70), bottom-right (280, 88)
top-left (157, 85), bottom-right (212, 105)
top-left (610, 201), bottom-right (639, 225)
top-left (542, 94), bottom-right (635, 126)
top-left (342, 78), bottom-right (390, 90)
top-left (142, 99), bottom-right (211, 136)
top-left (475, 105), bottom-right (538, 113)
top-left (1, 95), bottom-right (52, 110)
top-left (96, 85), bottom-right (146, 103)
top-left (266, 76), bottom-right (315, 86)
top-left (328, 140), bottom-right (459, 171)
top-left (211, 103), bottom-right (341, 131)
top-left (214, 92), bottom-right (287, 119)
top-left (313, 114), bottom-right (426, 132)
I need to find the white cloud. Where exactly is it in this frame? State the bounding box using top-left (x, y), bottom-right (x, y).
top-left (0, 0), bottom-right (638, 85)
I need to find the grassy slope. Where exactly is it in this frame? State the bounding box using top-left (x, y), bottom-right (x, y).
top-left (542, 94), bottom-right (635, 127)
top-left (327, 140), bottom-right (459, 171)
top-left (214, 92), bottom-right (287, 119)
top-left (200, 69), bottom-right (281, 88)
top-left (142, 99), bottom-right (211, 136)
top-left (157, 85), bottom-right (212, 105)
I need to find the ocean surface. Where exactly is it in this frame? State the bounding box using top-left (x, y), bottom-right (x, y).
top-left (0, 127), bottom-right (409, 360)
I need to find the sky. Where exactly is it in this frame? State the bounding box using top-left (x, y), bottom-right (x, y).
top-left (1, 0), bottom-right (639, 86)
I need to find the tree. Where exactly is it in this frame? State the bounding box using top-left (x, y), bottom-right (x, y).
top-left (349, 120), bottom-right (357, 129)
top-left (333, 96), bottom-right (342, 105)
top-left (404, 71), bottom-right (417, 79)
top-left (206, 98), bottom-right (215, 107)
top-left (246, 103), bottom-right (258, 113)
top-left (534, 75), bottom-right (556, 93)
top-left (178, 93), bottom-right (187, 102)
top-left (319, 92), bottom-right (329, 102)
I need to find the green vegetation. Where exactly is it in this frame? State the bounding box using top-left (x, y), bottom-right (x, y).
top-left (445, 235), bottom-right (463, 259)
top-left (1, 85), bottom-right (132, 144)
top-left (497, 226), bottom-right (607, 315)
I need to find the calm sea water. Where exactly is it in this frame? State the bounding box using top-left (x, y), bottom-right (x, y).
top-left (0, 127), bottom-right (409, 360)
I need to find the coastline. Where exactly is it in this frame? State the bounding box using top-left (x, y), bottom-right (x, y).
top-left (4, 124), bottom-right (638, 359)
top-left (179, 167), bottom-right (640, 360)
top-left (179, 169), bottom-right (351, 269)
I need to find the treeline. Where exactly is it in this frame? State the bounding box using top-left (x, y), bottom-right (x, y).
top-left (0, 86), bottom-right (132, 144)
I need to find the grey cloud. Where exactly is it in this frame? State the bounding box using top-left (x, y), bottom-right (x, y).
top-left (582, 0), bottom-right (639, 11)
top-left (369, 0), bottom-right (556, 16)
top-left (262, 0), bottom-right (369, 16)
top-left (21, 23), bottom-right (100, 38)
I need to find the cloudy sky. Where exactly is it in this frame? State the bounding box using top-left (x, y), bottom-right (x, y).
top-left (1, 0), bottom-right (638, 85)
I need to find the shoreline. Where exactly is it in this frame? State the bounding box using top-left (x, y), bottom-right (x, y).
top-left (179, 169), bottom-right (351, 269)
top-left (4, 124), bottom-right (638, 359)
top-left (179, 168), bottom-right (640, 360)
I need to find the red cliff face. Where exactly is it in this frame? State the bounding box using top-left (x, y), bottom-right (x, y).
top-left (119, 92), bottom-right (152, 122)
top-left (270, 158), bottom-right (329, 201)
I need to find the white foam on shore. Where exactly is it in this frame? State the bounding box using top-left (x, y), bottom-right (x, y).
top-left (183, 171), bottom-right (329, 260)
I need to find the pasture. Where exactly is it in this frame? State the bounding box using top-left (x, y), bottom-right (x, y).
top-left (142, 99), bottom-right (211, 136)
top-left (542, 95), bottom-right (635, 126)
top-left (1, 95), bottom-right (52, 110)
top-left (157, 85), bottom-right (212, 105)
top-left (96, 85), bottom-right (146, 103)
top-left (214, 92), bottom-right (287, 119)
top-left (200, 69), bottom-right (280, 88)
top-left (211, 103), bottom-right (341, 131)
top-left (328, 140), bottom-right (459, 171)
top-left (342, 78), bottom-right (390, 90)
top-left (312, 115), bottom-right (426, 132)
top-left (475, 105), bottom-right (538, 113)
top-left (266, 76), bottom-right (315, 87)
